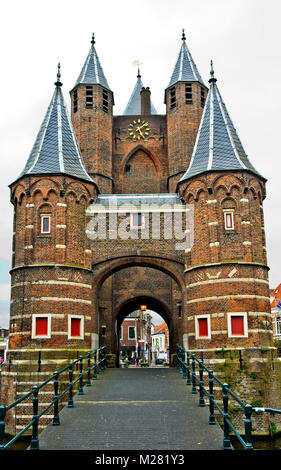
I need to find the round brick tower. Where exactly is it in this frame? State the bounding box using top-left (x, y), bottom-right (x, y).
top-left (70, 33), bottom-right (114, 194)
top-left (166, 30), bottom-right (208, 193)
top-left (2, 67), bottom-right (98, 434)
top-left (176, 63), bottom-right (279, 433)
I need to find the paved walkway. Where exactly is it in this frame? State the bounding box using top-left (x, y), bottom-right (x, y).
top-left (38, 367), bottom-right (224, 451)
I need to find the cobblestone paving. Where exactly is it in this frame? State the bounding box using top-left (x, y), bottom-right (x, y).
top-left (38, 367), bottom-right (224, 450)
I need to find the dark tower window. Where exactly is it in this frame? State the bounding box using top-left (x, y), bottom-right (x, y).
top-left (103, 89), bottom-right (109, 113)
top-left (200, 87), bottom-right (205, 107)
top-left (185, 83), bottom-right (192, 103)
top-left (73, 90), bottom-right (78, 113)
top-left (86, 86), bottom-right (93, 108)
top-left (170, 87), bottom-right (176, 109)
top-left (125, 164), bottom-right (131, 175)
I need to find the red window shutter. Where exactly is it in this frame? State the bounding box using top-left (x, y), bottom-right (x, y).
top-left (36, 317), bottom-right (48, 336)
top-left (71, 318), bottom-right (81, 337)
top-left (231, 316), bottom-right (244, 335)
top-left (198, 318), bottom-right (208, 337)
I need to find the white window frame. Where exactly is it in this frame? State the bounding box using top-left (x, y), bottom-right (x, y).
top-left (227, 312), bottom-right (248, 338)
top-left (130, 213), bottom-right (145, 229)
top-left (41, 214), bottom-right (51, 234)
top-left (68, 315), bottom-right (84, 340)
top-left (195, 314), bottom-right (211, 340)
top-left (128, 326), bottom-right (136, 340)
top-left (223, 210), bottom-right (235, 230)
top-left (32, 314), bottom-right (51, 339)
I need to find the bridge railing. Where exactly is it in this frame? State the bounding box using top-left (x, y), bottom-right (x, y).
top-left (176, 344), bottom-right (281, 450)
top-left (0, 345), bottom-right (107, 450)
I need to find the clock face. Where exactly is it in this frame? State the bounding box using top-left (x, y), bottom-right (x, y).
top-left (128, 119), bottom-right (150, 141)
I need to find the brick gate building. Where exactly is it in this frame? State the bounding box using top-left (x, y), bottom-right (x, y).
top-left (2, 31), bottom-right (281, 435)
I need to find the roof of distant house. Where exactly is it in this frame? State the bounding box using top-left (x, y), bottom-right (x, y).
top-left (271, 283), bottom-right (281, 308)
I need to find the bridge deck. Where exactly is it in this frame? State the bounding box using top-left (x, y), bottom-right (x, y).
top-left (37, 367), bottom-right (224, 451)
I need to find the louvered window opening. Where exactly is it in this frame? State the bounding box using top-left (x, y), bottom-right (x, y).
top-left (73, 90), bottom-right (78, 113)
top-left (170, 87), bottom-right (176, 109)
top-left (103, 89), bottom-right (109, 113)
top-left (200, 86), bottom-right (205, 107)
top-left (185, 83), bottom-right (192, 104)
top-left (86, 86), bottom-right (93, 108)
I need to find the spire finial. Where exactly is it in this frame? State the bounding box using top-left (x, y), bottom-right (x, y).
top-left (91, 33), bottom-right (95, 45)
top-left (55, 62), bottom-right (62, 87)
top-left (133, 60), bottom-right (142, 78)
top-left (209, 60), bottom-right (217, 84)
top-left (182, 28), bottom-right (186, 41)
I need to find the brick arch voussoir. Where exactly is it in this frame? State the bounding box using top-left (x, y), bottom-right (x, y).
top-left (94, 255), bottom-right (185, 292)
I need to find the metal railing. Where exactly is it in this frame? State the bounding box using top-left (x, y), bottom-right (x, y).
top-left (0, 345), bottom-right (107, 450)
top-left (176, 344), bottom-right (281, 450)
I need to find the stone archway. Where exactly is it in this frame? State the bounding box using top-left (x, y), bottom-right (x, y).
top-left (92, 255), bottom-right (185, 365)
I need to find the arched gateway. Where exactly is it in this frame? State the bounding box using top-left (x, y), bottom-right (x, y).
top-left (2, 32), bottom-right (279, 436)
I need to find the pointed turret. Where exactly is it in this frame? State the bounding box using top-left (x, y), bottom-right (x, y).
top-left (13, 64), bottom-right (95, 186)
top-left (72, 33), bottom-right (111, 92)
top-left (177, 61), bottom-right (265, 186)
top-left (166, 30), bottom-right (208, 192)
top-left (123, 68), bottom-right (157, 115)
top-left (70, 34), bottom-right (114, 193)
top-left (168, 29), bottom-right (205, 88)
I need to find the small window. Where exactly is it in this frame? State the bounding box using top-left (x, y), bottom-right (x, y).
top-left (103, 89), bottom-right (108, 113)
top-left (86, 86), bottom-right (93, 108)
top-left (185, 83), bottom-right (192, 104)
top-left (68, 315), bottom-right (84, 339)
top-left (228, 312), bottom-right (248, 338)
top-left (130, 213), bottom-right (145, 229)
top-left (125, 164), bottom-right (131, 175)
top-left (195, 315), bottom-right (211, 339)
top-left (41, 215), bottom-right (51, 234)
top-left (170, 87), bottom-right (176, 109)
top-left (128, 326), bottom-right (136, 340)
top-left (120, 326), bottom-right (123, 340)
top-left (224, 210), bottom-right (235, 230)
top-left (73, 89), bottom-right (78, 113)
top-left (32, 315), bottom-right (51, 339)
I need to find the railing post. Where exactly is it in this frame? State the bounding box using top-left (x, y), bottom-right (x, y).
top-left (179, 347), bottom-right (183, 374)
top-left (87, 352), bottom-right (92, 387)
top-left (182, 349), bottom-right (186, 379)
top-left (222, 383), bottom-right (231, 450)
top-left (93, 349), bottom-right (97, 380)
top-left (0, 406), bottom-right (6, 449)
top-left (68, 363), bottom-right (74, 408)
top-left (103, 346), bottom-right (107, 370)
top-left (78, 355), bottom-right (84, 395)
top-left (176, 344), bottom-right (179, 370)
top-left (191, 354), bottom-right (197, 394)
top-left (244, 404), bottom-right (254, 450)
top-left (53, 372), bottom-right (60, 425)
top-left (98, 349), bottom-right (102, 375)
top-left (198, 361), bottom-right (205, 407)
top-left (30, 386), bottom-right (39, 450)
top-left (208, 370), bottom-right (216, 425)
top-left (186, 351), bottom-right (191, 385)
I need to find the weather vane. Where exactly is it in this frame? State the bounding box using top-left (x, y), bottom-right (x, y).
top-left (133, 59), bottom-right (143, 77)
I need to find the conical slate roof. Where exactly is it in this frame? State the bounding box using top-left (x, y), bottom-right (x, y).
top-left (123, 70), bottom-right (158, 115)
top-left (72, 34), bottom-right (111, 91)
top-left (13, 66), bottom-right (94, 185)
top-left (178, 63), bottom-right (265, 185)
top-left (168, 30), bottom-right (205, 88)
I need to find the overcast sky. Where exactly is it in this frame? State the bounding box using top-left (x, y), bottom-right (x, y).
top-left (0, 0), bottom-right (280, 328)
